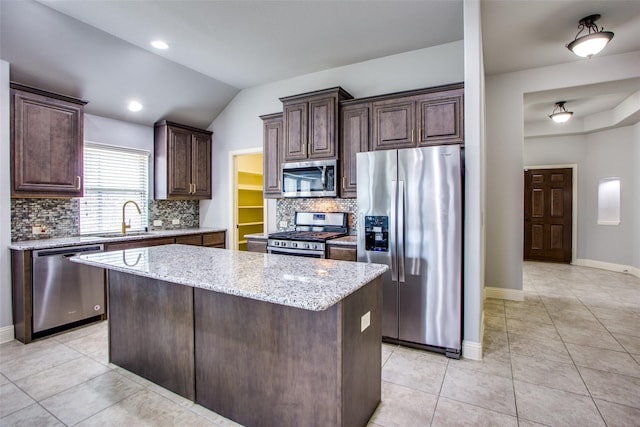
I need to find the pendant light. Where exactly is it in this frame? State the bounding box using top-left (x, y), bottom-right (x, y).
top-left (566, 14), bottom-right (614, 58)
top-left (549, 102), bottom-right (573, 123)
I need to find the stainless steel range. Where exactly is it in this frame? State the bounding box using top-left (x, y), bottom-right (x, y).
top-left (267, 212), bottom-right (348, 258)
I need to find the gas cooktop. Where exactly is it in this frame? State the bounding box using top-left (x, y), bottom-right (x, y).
top-left (267, 230), bottom-right (347, 243)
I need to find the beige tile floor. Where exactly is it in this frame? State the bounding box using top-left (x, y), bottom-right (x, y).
top-left (1, 261), bottom-right (639, 426)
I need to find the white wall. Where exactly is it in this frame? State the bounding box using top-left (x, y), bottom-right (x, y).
top-left (84, 114), bottom-right (153, 151)
top-left (1, 60), bottom-right (12, 337)
top-left (485, 51), bottom-right (640, 291)
top-left (525, 126), bottom-right (637, 268)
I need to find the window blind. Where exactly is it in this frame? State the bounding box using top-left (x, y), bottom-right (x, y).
top-left (80, 143), bottom-right (149, 235)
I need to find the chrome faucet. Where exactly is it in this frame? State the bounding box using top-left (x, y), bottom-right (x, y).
top-left (122, 200), bottom-right (142, 235)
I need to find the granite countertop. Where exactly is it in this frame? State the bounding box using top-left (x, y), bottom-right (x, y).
top-left (9, 228), bottom-right (226, 251)
top-left (72, 244), bottom-right (387, 311)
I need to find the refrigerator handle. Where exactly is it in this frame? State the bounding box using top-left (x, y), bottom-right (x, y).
top-left (398, 180), bottom-right (405, 283)
top-left (390, 180), bottom-right (398, 281)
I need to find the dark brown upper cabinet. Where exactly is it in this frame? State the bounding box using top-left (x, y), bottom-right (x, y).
top-left (260, 113), bottom-right (284, 199)
top-left (155, 120), bottom-right (212, 200)
top-left (371, 84), bottom-right (464, 151)
top-left (340, 102), bottom-right (370, 198)
top-left (280, 87), bottom-right (353, 162)
top-left (10, 83), bottom-right (87, 198)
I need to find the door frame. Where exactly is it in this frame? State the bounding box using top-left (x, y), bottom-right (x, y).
top-left (228, 147), bottom-right (265, 250)
top-left (523, 163), bottom-right (578, 264)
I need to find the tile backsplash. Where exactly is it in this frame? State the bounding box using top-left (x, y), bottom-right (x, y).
top-left (10, 198), bottom-right (199, 242)
top-left (11, 198), bottom-right (80, 241)
top-left (276, 198), bottom-right (357, 234)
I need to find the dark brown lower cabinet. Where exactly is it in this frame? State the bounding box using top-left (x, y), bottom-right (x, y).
top-left (327, 245), bottom-right (357, 261)
top-left (246, 238), bottom-right (267, 253)
top-left (105, 270), bottom-right (382, 427)
top-left (109, 272), bottom-right (195, 399)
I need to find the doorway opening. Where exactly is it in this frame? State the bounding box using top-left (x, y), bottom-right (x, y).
top-left (523, 166), bottom-right (576, 263)
top-left (232, 152), bottom-right (265, 251)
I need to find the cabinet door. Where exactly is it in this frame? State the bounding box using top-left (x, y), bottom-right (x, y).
top-left (191, 132), bottom-right (212, 199)
top-left (340, 103), bottom-right (369, 198)
top-left (262, 114), bottom-right (283, 198)
top-left (167, 126), bottom-right (193, 197)
top-left (371, 98), bottom-right (416, 150)
top-left (416, 90), bottom-right (464, 146)
top-left (12, 90), bottom-right (84, 197)
top-left (308, 97), bottom-right (336, 159)
top-left (283, 101), bottom-right (308, 162)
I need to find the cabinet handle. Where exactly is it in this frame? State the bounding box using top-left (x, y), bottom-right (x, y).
top-left (189, 183), bottom-right (193, 194)
top-left (303, 142), bottom-right (307, 157)
top-left (75, 176), bottom-right (81, 190)
top-left (411, 129), bottom-right (414, 143)
top-left (342, 176), bottom-right (346, 190)
top-left (419, 128), bottom-right (423, 141)
top-left (193, 183), bottom-right (196, 194)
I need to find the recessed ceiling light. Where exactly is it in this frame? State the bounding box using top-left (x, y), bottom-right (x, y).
top-left (128, 101), bottom-right (143, 112)
top-left (150, 40), bottom-right (169, 50)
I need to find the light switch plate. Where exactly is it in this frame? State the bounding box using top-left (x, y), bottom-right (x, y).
top-left (279, 221), bottom-right (287, 228)
top-left (361, 311), bottom-right (371, 332)
top-left (172, 219), bottom-right (180, 225)
top-left (153, 220), bottom-right (163, 227)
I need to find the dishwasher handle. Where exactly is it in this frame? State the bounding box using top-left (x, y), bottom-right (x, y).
top-left (33, 244), bottom-right (104, 258)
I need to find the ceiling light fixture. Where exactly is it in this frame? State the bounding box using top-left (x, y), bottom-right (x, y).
top-left (150, 40), bottom-right (169, 50)
top-left (128, 101), bottom-right (143, 112)
top-left (566, 14), bottom-right (614, 58)
top-left (548, 101), bottom-right (573, 123)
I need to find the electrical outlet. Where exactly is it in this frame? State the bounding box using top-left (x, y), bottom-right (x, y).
top-left (360, 311), bottom-right (371, 332)
top-left (32, 225), bottom-right (47, 235)
top-left (279, 221), bottom-right (287, 228)
top-left (153, 220), bottom-right (163, 227)
top-left (172, 219), bottom-right (180, 225)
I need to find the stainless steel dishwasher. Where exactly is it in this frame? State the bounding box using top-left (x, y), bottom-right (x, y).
top-left (32, 244), bottom-right (106, 333)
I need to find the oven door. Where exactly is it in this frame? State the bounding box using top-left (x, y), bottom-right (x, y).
top-left (267, 247), bottom-right (325, 258)
top-left (282, 159), bottom-right (337, 198)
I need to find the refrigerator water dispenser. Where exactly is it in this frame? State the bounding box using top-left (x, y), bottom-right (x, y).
top-left (364, 216), bottom-right (389, 252)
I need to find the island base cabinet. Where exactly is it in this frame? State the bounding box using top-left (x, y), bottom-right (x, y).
top-left (108, 271), bottom-right (195, 400)
top-left (194, 276), bottom-right (382, 427)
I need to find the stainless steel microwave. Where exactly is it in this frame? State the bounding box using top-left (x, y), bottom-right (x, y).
top-left (282, 159), bottom-right (337, 198)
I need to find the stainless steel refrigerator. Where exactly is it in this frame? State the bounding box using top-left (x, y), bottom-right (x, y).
top-left (357, 145), bottom-right (462, 358)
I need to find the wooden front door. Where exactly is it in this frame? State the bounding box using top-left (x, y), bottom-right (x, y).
top-left (524, 168), bottom-right (572, 263)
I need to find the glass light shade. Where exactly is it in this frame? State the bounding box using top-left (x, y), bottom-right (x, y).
top-left (550, 111), bottom-right (573, 123)
top-left (150, 40), bottom-right (169, 50)
top-left (567, 31), bottom-right (614, 58)
top-left (128, 101), bottom-right (143, 112)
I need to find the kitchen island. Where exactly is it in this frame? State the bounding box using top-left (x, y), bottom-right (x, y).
top-left (72, 244), bottom-right (387, 427)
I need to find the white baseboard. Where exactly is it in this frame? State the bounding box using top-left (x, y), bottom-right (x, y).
top-left (462, 340), bottom-right (483, 360)
top-left (0, 325), bottom-right (14, 344)
top-left (573, 259), bottom-right (640, 279)
top-left (484, 286), bottom-right (524, 301)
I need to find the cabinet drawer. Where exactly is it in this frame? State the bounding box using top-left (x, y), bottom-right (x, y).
top-left (203, 232), bottom-right (226, 248)
top-left (327, 245), bottom-right (357, 261)
top-left (176, 234), bottom-right (203, 246)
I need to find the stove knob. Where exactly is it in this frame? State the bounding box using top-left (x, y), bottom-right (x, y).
top-left (304, 243), bottom-right (309, 249)
top-left (274, 241), bottom-right (279, 246)
top-left (291, 242), bottom-right (297, 248)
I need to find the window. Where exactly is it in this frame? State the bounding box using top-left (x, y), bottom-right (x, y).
top-left (80, 142), bottom-right (149, 235)
top-left (597, 177), bottom-right (621, 226)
